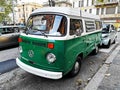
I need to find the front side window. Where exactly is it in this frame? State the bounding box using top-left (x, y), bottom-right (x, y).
top-left (26, 14), bottom-right (67, 37)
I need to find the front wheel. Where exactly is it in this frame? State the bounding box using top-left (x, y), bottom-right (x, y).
top-left (106, 40), bottom-right (111, 48)
top-left (112, 38), bottom-right (116, 44)
top-left (68, 57), bottom-right (81, 77)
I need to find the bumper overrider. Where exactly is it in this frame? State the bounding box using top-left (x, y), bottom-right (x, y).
top-left (16, 58), bottom-right (62, 79)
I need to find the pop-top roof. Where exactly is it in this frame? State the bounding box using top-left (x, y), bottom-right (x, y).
top-left (32, 7), bottom-right (100, 20)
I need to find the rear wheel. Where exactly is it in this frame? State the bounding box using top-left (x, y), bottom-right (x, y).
top-left (69, 57), bottom-right (81, 77)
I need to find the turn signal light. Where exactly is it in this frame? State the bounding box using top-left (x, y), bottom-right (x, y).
top-left (47, 43), bottom-right (54, 49)
top-left (18, 38), bottom-right (22, 43)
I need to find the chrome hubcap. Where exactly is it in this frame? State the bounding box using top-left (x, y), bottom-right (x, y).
top-left (74, 62), bottom-right (79, 73)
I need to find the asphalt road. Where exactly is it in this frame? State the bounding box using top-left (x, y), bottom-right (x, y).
top-left (0, 49), bottom-right (109, 90)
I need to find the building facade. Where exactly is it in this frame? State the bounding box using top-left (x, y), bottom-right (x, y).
top-left (15, 2), bottom-right (42, 24)
top-left (15, 0), bottom-right (72, 24)
top-left (43, 0), bottom-right (72, 7)
top-left (73, 0), bottom-right (120, 28)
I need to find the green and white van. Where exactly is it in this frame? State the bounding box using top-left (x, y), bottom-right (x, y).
top-left (16, 7), bottom-right (102, 79)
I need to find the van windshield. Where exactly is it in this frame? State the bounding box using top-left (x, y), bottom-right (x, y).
top-left (102, 24), bottom-right (110, 33)
top-left (26, 14), bottom-right (67, 37)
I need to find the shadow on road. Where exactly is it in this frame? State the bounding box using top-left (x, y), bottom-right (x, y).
top-left (0, 59), bottom-right (18, 74)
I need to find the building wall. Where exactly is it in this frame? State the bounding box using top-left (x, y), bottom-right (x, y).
top-left (73, 0), bottom-right (120, 28)
top-left (16, 3), bottom-right (42, 24)
top-left (43, 1), bottom-right (72, 7)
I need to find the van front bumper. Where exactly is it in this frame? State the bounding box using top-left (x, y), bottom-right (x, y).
top-left (16, 58), bottom-right (62, 79)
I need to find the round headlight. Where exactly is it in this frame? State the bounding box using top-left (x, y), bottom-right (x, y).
top-left (46, 53), bottom-right (56, 63)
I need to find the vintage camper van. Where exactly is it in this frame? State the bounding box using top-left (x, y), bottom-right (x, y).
top-left (16, 7), bottom-right (102, 79)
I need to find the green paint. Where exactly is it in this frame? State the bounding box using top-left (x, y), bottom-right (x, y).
top-left (19, 31), bottom-right (101, 75)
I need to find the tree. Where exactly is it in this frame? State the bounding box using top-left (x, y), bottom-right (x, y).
top-left (0, 0), bottom-right (13, 24)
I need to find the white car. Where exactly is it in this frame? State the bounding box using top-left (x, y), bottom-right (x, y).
top-left (101, 24), bottom-right (117, 48)
top-left (117, 27), bottom-right (120, 32)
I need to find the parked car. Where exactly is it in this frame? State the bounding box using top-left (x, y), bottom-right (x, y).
top-left (0, 26), bottom-right (20, 49)
top-left (101, 24), bottom-right (117, 48)
top-left (117, 27), bottom-right (120, 32)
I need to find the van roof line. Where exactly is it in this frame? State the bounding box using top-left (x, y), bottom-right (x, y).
top-left (32, 7), bottom-right (100, 20)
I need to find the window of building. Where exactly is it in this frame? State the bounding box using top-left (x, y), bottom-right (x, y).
top-left (81, 0), bottom-right (84, 7)
top-left (18, 9), bottom-right (20, 12)
top-left (106, 7), bottom-right (115, 14)
top-left (118, 6), bottom-right (120, 13)
top-left (85, 20), bottom-right (95, 32)
top-left (32, 8), bottom-right (34, 12)
top-left (95, 21), bottom-right (102, 30)
top-left (101, 8), bottom-right (104, 15)
top-left (87, 0), bottom-right (89, 6)
top-left (92, 0), bottom-right (94, 5)
top-left (73, 2), bottom-right (75, 8)
top-left (26, 7), bottom-right (28, 11)
top-left (79, 0), bottom-right (84, 7)
top-left (70, 19), bottom-right (83, 35)
top-left (89, 9), bottom-right (92, 13)
top-left (79, 1), bottom-right (81, 7)
top-left (96, 8), bottom-right (99, 15)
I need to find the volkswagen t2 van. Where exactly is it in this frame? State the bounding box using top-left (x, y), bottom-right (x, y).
top-left (16, 7), bottom-right (102, 79)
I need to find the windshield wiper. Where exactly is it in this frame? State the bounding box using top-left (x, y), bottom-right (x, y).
top-left (33, 29), bottom-right (48, 37)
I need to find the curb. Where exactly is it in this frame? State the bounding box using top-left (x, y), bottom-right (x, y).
top-left (84, 45), bottom-right (120, 90)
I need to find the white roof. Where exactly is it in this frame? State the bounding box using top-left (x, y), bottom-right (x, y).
top-left (32, 7), bottom-right (100, 20)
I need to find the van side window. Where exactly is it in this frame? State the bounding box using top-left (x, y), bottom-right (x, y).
top-left (95, 21), bottom-right (102, 30)
top-left (85, 20), bottom-right (95, 32)
top-left (70, 19), bottom-right (83, 35)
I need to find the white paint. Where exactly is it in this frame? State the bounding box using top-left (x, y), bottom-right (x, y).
top-left (16, 58), bottom-right (62, 79)
top-left (32, 7), bottom-right (100, 20)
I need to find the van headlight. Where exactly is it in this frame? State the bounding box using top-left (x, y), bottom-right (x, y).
top-left (46, 53), bottom-right (56, 63)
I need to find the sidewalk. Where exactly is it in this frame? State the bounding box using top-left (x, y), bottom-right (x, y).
top-left (84, 45), bottom-right (120, 90)
top-left (97, 46), bottom-right (120, 90)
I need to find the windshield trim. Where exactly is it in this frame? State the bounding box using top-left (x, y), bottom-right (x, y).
top-left (26, 14), bottom-right (67, 37)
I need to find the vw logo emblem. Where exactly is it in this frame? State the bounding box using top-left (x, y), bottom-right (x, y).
top-left (28, 50), bottom-right (34, 57)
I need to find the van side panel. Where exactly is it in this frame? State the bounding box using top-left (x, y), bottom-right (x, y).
top-left (63, 31), bottom-right (101, 75)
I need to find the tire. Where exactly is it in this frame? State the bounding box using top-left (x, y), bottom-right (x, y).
top-left (112, 39), bottom-right (116, 44)
top-left (92, 45), bottom-right (99, 55)
top-left (69, 57), bottom-right (81, 77)
top-left (106, 40), bottom-right (111, 48)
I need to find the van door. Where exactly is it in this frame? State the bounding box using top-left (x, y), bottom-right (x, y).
top-left (84, 20), bottom-right (96, 55)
